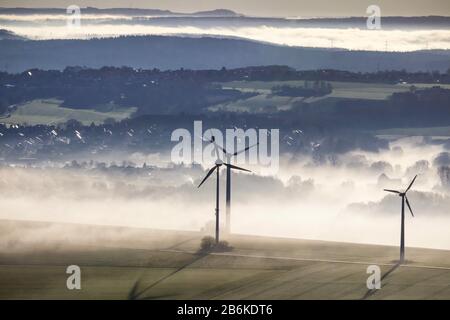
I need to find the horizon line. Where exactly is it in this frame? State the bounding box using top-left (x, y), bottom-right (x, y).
top-left (0, 7), bottom-right (449, 19)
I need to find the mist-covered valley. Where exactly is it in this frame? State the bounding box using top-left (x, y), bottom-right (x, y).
top-left (1, 136), bottom-right (450, 251)
top-left (1, 9), bottom-right (449, 52)
top-left (1, 9), bottom-right (450, 73)
top-left (1, 3), bottom-right (450, 302)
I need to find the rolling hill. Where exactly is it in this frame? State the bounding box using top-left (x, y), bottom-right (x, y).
top-left (1, 36), bottom-right (449, 73)
top-left (0, 7), bottom-right (241, 17)
top-left (1, 219), bottom-right (449, 299)
top-left (0, 29), bottom-right (26, 41)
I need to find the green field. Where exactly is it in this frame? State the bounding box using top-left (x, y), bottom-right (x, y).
top-left (222, 80), bottom-right (415, 100)
top-left (1, 99), bottom-right (137, 126)
top-left (1, 219), bottom-right (449, 300)
top-left (214, 80), bottom-right (450, 113)
top-left (208, 94), bottom-right (304, 113)
top-left (375, 126), bottom-right (450, 137)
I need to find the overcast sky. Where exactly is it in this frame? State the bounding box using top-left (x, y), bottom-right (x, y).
top-left (0, 0), bottom-right (449, 17)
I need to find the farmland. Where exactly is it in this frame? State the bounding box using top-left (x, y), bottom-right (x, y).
top-left (0, 99), bottom-right (137, 126)
top-left (1, 219), bottom-right (449, 300)
top-left (211, 80), bottom-right (450, 113)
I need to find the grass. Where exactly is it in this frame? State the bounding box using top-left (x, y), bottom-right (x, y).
top-left (0, 99), bottom-right (137, 126)
top-left (221, 80), bottom-right (414, 100)
top-left (216, 80), bottom-right (450, 113)
top-left (375, 126), bottom-right (450, 137)
top-left (0, 219), bottom-right (449, 299)
top-left (208, 94), bottom-right (303, 113)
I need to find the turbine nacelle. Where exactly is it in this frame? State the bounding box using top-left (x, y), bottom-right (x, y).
top-left (383, 174), bottom-right (418, 218)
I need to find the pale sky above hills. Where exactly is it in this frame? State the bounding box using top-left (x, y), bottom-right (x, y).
top-left (0, 0), bottom-right (449, 17)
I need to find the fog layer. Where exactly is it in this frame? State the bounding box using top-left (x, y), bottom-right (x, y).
top-left (1, 137), bottom-right (449, 250)
top-left (1, 15), bottom-right (449, 51)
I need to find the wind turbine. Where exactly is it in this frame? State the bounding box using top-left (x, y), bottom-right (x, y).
top-left (198, 137), bottom-right (250, 243)
top-left (384, 175), bottom-right (417, 264)
top-left (208, 138), bottom-right (256, 234)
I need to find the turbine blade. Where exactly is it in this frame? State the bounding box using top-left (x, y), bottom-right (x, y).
top-left (196, 134), bottom-right (210, 143)
top-left (213, 141), bottom-right (228, 156)
top-left (224, 163), bottom-right (251, 173)
top-left (405, 196), bottom-right (414, 217)
top-left (233, 146), bottom-right (250, 156)
top-left (198, 166), bottom-right (216, 188)
top-left (405, 175), bottom-right (418, 193)
top-left (204, 136), bottom-right (226, 159)
top-left (233, 142), bottom-right (259, 156)
top-left (197, 134), bottom-right (223, 159)
top-left (212, 143), bottom-right (221, 160)
top-left (384, 189), bottom-right (400, 194)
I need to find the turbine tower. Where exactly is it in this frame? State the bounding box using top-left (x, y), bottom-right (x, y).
top-left (209, 138), bottom-right (256, 234)
top-left (198, 137), bottom-right (250, 243)
top-left (384, 175), bottom-right (417, 264)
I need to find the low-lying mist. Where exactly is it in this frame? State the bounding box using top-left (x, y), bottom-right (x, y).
top-left (2, 16), bottom-right (450, 51)
top-left (1, 136), bottom-right (450, 251)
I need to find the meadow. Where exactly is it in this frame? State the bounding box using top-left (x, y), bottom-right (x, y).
top-left (1, 219), bottom-right (449, 300)
top-left (0, 99), bottom-right (137, 126)
top-left (213, 80), bottom-right (450, 114)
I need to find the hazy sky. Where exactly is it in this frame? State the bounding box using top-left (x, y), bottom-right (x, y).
top-left (0, 0), bottom-right (449, 17)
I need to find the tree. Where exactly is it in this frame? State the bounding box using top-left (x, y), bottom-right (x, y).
top-left (438, 166), bottom-right (450, 188)
top-left (200, 236), bottom-right (215, 252)
top-left (103, 117), bottom-right (116, 125)
top-left (65, 119), bottom-right (82, 128)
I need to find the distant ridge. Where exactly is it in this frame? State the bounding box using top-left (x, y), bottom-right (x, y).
top-left (0, 7), bottom-right (448, 20)
top-left (1, 35), bottom-right (449, 73)
top-left (0, 7), bottom-right (242, 17)
top-left (0, 8), bottom-right (448, 29)
top-left (0, 29), bottom-right (26, 40)
top-left (191, 9), bottom-right (241, 17)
